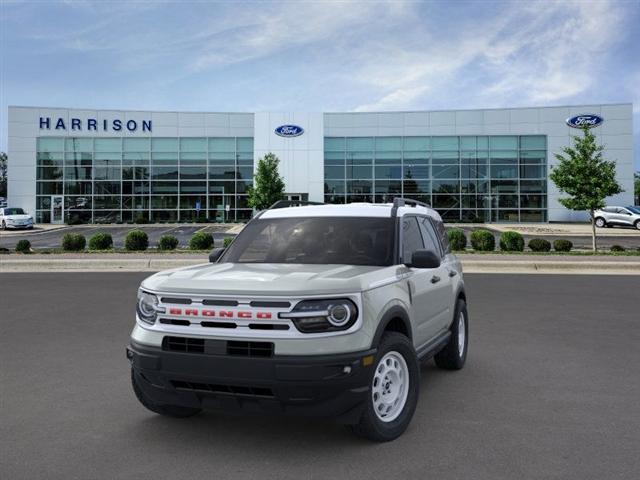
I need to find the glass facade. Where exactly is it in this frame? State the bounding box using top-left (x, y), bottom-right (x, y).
top-left (324, 135), bottom-right (547, 222)
top-left (35, 136), bottom-right (254, 223)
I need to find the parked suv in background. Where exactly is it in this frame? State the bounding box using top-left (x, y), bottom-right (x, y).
top-left (127, 198), bottom-right (468, 442)
top-left (0, 207), bottom-right (34, 230)
top-left (594, 206), bottom-right (640, 230)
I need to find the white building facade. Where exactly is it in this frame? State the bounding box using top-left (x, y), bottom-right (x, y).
top-left (6, 103), bottom-right (634, 223)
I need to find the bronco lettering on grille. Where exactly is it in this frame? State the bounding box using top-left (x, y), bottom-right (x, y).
top-left (167, 308), bottom-right (272, 320)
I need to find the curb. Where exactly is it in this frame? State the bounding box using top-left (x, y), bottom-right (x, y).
top-left (2, 258), bottom-right (639, 274)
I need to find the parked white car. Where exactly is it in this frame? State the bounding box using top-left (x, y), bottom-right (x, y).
top-left (0, 207), bottom-right (35, 230)
top-left (594, 206), bottom-right (640, 230)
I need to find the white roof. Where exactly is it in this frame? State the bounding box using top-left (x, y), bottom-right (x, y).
top-left (260, 202), bottom-right (442, 221)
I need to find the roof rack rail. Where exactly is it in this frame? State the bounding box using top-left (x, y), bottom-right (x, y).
top-left (269, 200), bottom-right (324, 210)
top-left (391, 197), bottom-right (431, 216)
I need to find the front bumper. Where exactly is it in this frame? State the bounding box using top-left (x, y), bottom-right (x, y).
top-left (127, 340), bottom-right (376, 423)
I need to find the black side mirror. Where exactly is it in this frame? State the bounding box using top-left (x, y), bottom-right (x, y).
top-left (406, 249), bottom-right (440, 269)
top-left (209, 247), bottom-right (226, 263)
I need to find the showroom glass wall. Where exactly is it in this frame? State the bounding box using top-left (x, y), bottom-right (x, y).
top-left (324, 135), bottom-right (547, 222)
top-left (35, 137), bottom-right (254, 223)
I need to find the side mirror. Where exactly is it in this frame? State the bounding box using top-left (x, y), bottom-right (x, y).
top-left (209, 247), bottom-right (226, 263)
top-left (406, 249), bottom-right (440, 269)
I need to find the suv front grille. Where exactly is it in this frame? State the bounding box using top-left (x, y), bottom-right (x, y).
top-left (162, 336), bottom-right (274, 357)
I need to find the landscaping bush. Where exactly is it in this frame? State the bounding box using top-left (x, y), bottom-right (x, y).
top-left (88, 232), bottom-right (113, 250)
top-left (223, 237), bottom-right (234, 248)
top-left (158, 235), bottom-right (179, 251)
top-left (15, 239), bottom-right (31, 253)
top-left (62, 233), bottom-right (86, 251)
top-left (499, 231), bottom-right (525, 252)
top-left (189, 232), bottom-right (214, 250)
top-left (447, 229), bottom-right (467, 251)
top-left (528, 238), bottom-right (551, 252)
top-left (134, 215), bottom-right (149, 224)
top-left (553, 239), bottom-right (573, 252)
top-left (66, 215), bottom-right (83, 226)
top-left (125, 230), bottom-right (149, 251)
top-left (470, 229), bottom-right (495, 251)
top-left (610, 244), bottom-right (625, 252)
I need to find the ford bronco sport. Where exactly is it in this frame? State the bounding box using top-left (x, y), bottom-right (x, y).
top-left (127, 198), bottom-right (468, 442)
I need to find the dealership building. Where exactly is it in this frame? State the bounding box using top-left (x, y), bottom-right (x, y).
top-left (6, 103), bottom-right (634, 224)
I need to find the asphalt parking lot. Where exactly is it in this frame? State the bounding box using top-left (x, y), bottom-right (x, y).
top-left (2, 273), bottom-right (639, 479)
top-left (0, 225), bottom-right (234, 249)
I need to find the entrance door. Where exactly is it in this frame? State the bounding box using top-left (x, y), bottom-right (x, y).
top-left (51, 195), bottom-right (64, 224)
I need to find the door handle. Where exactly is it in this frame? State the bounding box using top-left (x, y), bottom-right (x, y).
top-left (430, 275), bottom-right (441, 284)
top-left (448, 270), bottom-right (457, 277)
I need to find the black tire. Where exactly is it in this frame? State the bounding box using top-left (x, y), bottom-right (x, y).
top-left (434, 298), bottom-right (469, 370)
top-left (1, 221), bottom-right (5, 230)
top-left (131, 368), bottom-right (201, 418)
top-left (635, 220), bottom-right (640, 230)
top-left (349, 332), bottom-right (420, 442)
top-left (594, 217), bottom-right (606, 228)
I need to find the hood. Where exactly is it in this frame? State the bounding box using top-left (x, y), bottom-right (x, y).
top-left (4, 214), bottom-right (32, 221)
top-left (142, 262), bottom-right (402, 297)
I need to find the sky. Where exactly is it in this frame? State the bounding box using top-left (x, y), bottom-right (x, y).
top-left (1, 0), bottom-right (639, 169)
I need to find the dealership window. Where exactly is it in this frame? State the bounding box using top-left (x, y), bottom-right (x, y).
top-left (324, 135), bottom-right (547, 222)
top-left (35, 136), bottom-right (254, 223)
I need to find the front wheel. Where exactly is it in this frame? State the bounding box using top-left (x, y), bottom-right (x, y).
top-left (595, 217), bottom-right (606, 228)
top-left (635, 220), bottom-right (640, 230)
top-left (434, 299), bottom-right (469, 370)
top-left (1, 221), bottom-right (5, 230)
top-left (349, 332), bottom-right (419, 442)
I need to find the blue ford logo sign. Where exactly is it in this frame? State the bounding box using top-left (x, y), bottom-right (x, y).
top-left (275, 125), bottom-right (304, 137)
top-left (566, 114), bottom-right (604, 129)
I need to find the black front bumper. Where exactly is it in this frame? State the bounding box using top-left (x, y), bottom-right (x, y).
top-left (127, 340), bottom-right (376, 423)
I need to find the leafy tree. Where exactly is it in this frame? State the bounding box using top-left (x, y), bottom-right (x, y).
top-left (635, 172), bottom-right (640, 205)
top-left (247, 152), bottom-right (285, 211)
top-left (0, 152), bottom-right (7, 198)
top-left (549, 128), bottom-right (623, 252)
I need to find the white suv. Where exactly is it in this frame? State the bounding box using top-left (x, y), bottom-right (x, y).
top-left (0, 207), bottom-right (34, 230)
top-left (594, 206), bottom-right (640, 230)
top-left (127, 199), bottom-right (468, 442)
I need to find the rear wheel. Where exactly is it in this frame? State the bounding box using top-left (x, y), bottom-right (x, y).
top-left (434, 299), bottom-right (468, 370)
top-left (595, 217), bottom-right (606, 228)
top-left (635, 220), bottom-right (640, 230)
top-left (1, 221), bottom-right (5, 230)
top-left (349, 332), bottom-right (419, 442)
top-left (131, 368), bottom-right (201, 418)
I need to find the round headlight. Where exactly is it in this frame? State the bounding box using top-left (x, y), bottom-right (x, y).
top-left (327, 303), bottom-right (351, 326)
top-left (137, 291), bottom-right (162, 324)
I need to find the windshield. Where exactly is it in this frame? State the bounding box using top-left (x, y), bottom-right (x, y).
top-left (626, 206), bottom-right (640, 214)
top-left (222, 216), bottom-right (395, 266)
top-left (4, 208), bottom-right (25, 215)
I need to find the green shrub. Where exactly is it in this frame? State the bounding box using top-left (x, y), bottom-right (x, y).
top-left (62, 233), bottom-right (86, 251)
top-left (189, 231), bottom-right (214, 250)
top-left (447, 229), bottom-right (467, 251)
top-left (88, 232), bottom-right (113, 250)
top-left (553, 239), bottom-right (573, 252)
top-left (610, 244), bottom-right (625, 252)
top-left (66, 215), bottom-right (83, 226)
top-left (134, 215), bottom-right (149, 224)
top-left (223, 237), bottom-right (234, 248)
top-left (499, 231), bottom-right (525, 252)
top-left (470, 229), bottom-right (495, 251)
top-left (528, 238), bottom-right (551, 252)
top-left (158, 235), bottom-right (179, 251)
top-left (15, 239), bottom-right (31, 253)
top-left (125, 230), bottom-right (149, 251)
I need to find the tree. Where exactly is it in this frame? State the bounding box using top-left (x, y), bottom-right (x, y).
top-left (549, 128), bottom-right (623, 252)
top-left (0, 152), bottom-right (7, 198)
top-left (247, 152), bottom-right (285, 211)
top-left (634, 172), bottom-right (640, 205)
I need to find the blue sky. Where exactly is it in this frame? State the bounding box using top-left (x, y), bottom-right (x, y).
top-left (1, 0), bottom-right (639, 168)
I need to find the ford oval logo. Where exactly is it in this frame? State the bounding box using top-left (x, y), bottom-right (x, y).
top-left (566, 114), bottom-right (604, 129)
top-left (275, 125), bottom-right (304, 137)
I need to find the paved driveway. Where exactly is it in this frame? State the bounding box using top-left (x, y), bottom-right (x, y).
top-left (1, 273), bottom-right (638, 479)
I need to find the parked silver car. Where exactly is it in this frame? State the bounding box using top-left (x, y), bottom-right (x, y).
top-left (594, 206), bottom-right (640, 230)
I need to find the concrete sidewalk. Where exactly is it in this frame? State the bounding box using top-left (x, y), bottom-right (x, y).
top-left (450, 222), bottom-right (640, 237)
top-left (2, 253), bottom-right (639, 274)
